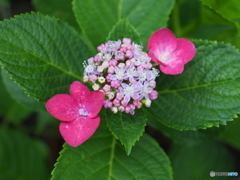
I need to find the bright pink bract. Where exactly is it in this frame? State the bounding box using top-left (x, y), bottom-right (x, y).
top-left (148, 28), bottom-right (196, 75)
top-left (45, 81), bottom-right (104, 147)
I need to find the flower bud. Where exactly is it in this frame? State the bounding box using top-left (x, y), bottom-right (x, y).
top-left (145, 99), bottom-right (151, 107)
top-left (111, 107), bottom-right (118, 113)
top-left (98, 77), bottom-right (106, 83)
top-left (92, 84), bottom-right (100, 90)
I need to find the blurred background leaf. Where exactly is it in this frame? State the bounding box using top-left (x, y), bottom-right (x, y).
top-left (148, 117), bottom-right (225, 146)
top-left (169, 141), bottom-right (235, 180)
top-left (0, 128), bottom-right (50, 180)
top-left (219, 117), bottom-right (240, 150)
top-left (1, 70), bottom-right (45, 110)
top-left (0, 69), bottom-right (33, 126)
top-left (199, 0), bottom-right (240, 25)
top-left (32, 0), bottom-right (80, 31)
top-left (73, 0), bottom-right (174, 49)
top-left (0, 0), bottom-right (11, 19)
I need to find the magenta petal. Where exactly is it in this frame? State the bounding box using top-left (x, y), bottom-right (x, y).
top-left (59, 116), bottom-right (100, 147)
top-left (160, 60), bottom-right (184, 75)
top-left (169, 38), bottom-right (196, 64)
top-left (84, 91), bottom-right (104, 118)
top-left (46, 94), bottom-right (78, 121)
top-left (148, 28), bottom-right (177, 55)
top-left (69, 81), bottom-right (90, 103)
top-left (148, 50), bottom-right (160, 64)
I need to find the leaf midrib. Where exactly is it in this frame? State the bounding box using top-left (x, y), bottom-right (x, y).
top-left (158, 78), bottom-right (239, 94)
top-left (118, 0), bottom-right (123, 21)
top-left (108, 136), bottom-right (116, 180)
top-left (0, 39), bottom-right (82, 81)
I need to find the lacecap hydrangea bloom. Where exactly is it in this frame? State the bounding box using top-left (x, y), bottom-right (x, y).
top-left (45, 28), bottom-right (196, 147)
top-left (83, 38), bottom-right (159, 115)
top-left (148, 28), bottom-right (196, 75)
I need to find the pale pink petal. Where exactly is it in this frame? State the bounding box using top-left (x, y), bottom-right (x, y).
top-left (160, 59), bottom-right (184, 75)
top-left (168, 38), bottom-right (196, 64)
top-left (148, 50), bottom-right (160, 64)
top-left (69, 81), bottom-right (90, 104)
top-left (148, 28), bottom-right (177, 55)
top-left (59, 116), bottom-right (100, 147)
top-left (46, 94), bottom-right (78, 121)
top-left (84, 91), bottom-right (104, 118)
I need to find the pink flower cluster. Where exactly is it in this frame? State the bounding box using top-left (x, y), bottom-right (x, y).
top-left (83, 38), bottom-right (159, 115)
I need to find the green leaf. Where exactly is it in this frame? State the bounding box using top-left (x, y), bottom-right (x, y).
top-left (0, 69), bottom-right (18, 116)
top-left (35, 111), bottom-right (58, 135)
top-left (220, 117), bottom-right (240, 150)
top-left (0, 12), bottom-right (91, 102)
top-left (107, 18), bottom-right (141, 44)
top-left (3, 103), bottom-right (32, 126)
top-left (211, 28), bottom-right (240, 50)
top-left (200, 2), bottom-right (236, 27)
top-left (105, 18), bottom-right (145, 155)
top-left (146, 40), bottom-right (240, 130)
top-left (1, 70), bottom-right (44, 110)
top-left (0, 69), bottom-right (32, 125)
top-left (51, 122), bottom-right (173, 180)
top-left (186, 1), bottom-right (238, 41)
top-left (32, 0), bottom-right (80, 31)
top-left (0, 128), bottom-right (49, 180)
top-left (196, 1), bottom-right (240, 51)
top-left (0, 0), bottom-right (10, 6)
top-left (121, 0), bottom-right (174, 46)
top-left (148, 117), bottom-right (224, 146)
top-left (168, 0), bottom-right (201, 37)
top-left (73, 0), bottom-right (174, 47)
top-left (0, 0), bottom-right (11, 19)
top-left (199, 0), bottom-right (240, 24)
top-left (178, 0), bottom-right (201, 28)
top-left (106, 109), bottom-right (147, 155)
top-left (169, 141), bottom-right (235, 180)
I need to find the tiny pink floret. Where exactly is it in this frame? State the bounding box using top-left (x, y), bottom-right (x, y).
top-left (148, 28), bottom-right (196, 75)
top-left (46, 81), bottom-right (104, 147)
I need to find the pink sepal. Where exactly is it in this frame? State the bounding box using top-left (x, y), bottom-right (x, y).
top-left (69, 81), bottom-right (90, 104)
top-left (46, 94), bottom-right (78, 121)
top-left (148, 28), bottom-right (177, 54)
top-left (148, 28), bottom-right (196, 75)
top-left (60, 116), bottom-right (100, 147)
top-left (84, 91), bottom-right (105, 118)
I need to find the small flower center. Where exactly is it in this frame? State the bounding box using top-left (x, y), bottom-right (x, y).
top-left (125, 86), bottom-right (134, 96)
top-left (139, 72), bottom-right (147, 81)
top-left (115, 68), bottom-right (125, 80)
top-left (85, 65), bottom-right (95, 73)
top-left (79, 109), bottom-right (88, 116)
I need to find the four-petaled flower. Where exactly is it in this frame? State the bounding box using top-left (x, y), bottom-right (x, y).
top-left (148, 28), bottom-right (196, 75)
top-left (46, 81), bottom-right (104, 147)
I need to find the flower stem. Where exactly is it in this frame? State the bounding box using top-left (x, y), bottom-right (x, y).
top-left (152, 63), bottom-right (159, 67)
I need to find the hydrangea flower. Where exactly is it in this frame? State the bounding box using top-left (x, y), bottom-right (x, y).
top-left (83, 38), bottom-right (159, 115)
top-left (148, 28), bottom-right (196, 75)
top-left (45, 81), bottom-right (104, 147)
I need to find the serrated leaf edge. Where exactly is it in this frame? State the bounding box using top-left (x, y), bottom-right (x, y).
top-left (0, 12), bottom-right (85, 102)
top-left (106, 110), bottom-right (147, 155)
top-left (153, 39), bottom-right (240, 130)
